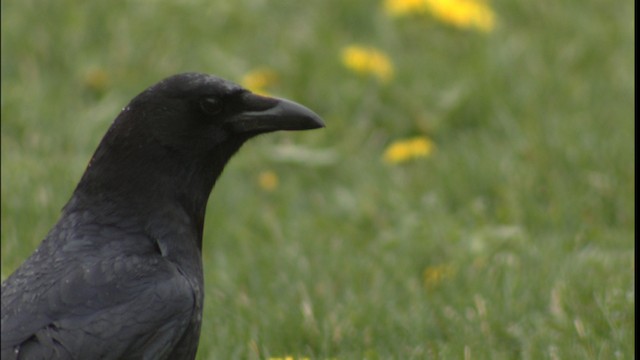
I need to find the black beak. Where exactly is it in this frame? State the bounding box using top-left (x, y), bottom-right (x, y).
top-left (228, 92), bottom-right (325, 134)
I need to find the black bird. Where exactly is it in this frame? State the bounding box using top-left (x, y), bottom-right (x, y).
top-left (0, 72), bottom-right (324, 359)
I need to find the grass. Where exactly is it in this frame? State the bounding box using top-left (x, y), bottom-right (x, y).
top-left (1, 0), bottom-right (634, 358)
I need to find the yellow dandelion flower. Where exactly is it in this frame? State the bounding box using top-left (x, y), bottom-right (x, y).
top-left (425, 0), bottom-right (496, 32)
top-left (258, 170), bottom-right (279, 192)
top-left (241, 68), bottom-right (278, 96)
top-left (423, 264), bottom-right (455, 289)
top-left (384, 0), bottom-right (429, 16)
top-left (383, 136), bottom-right (435, 164)
top-left (84, 68), bottom-right (109, 92)
top-left (341, 45), bottom-right (394, 82)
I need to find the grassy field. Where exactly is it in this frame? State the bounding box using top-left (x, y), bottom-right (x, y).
top-left (1, 0), bottom-right (634, 359)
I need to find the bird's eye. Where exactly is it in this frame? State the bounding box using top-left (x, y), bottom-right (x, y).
top-left (200, 97), bottom-right (223, 115)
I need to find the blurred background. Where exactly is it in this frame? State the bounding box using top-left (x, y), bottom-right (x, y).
top-left (1, 0), bottom-right (634, 358)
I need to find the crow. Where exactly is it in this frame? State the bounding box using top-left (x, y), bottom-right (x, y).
top-left (0, 72), bottom-right (324, 359)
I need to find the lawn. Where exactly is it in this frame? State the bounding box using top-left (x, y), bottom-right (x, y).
top-left (1, 0), bottom-right (634, 359)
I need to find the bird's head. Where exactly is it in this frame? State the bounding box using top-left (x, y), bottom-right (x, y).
top-left (75, 73), bottom-right (323, 213)
top-left (120, 72), bottom-right (324, 155)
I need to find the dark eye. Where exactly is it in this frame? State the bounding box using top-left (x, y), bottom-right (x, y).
top-left (200, 97), bottom-right (223, 115)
